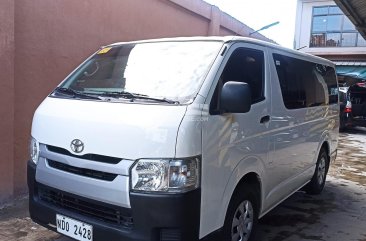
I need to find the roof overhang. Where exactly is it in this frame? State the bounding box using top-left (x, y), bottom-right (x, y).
top-left (334, 0), bottom-right (366, 40)
top-left (335, 61), bottom-right (366, 80)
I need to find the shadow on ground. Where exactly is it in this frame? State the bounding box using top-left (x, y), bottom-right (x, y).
top-left (254, 177), bottom-right (366, 241)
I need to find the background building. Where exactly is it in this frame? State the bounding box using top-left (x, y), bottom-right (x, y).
top-left (0, 0), bottom-right (273, 204)
top-left (295, 0), bottom-right (366, 86)
top-left (334, 0), bottom-right (366, 40)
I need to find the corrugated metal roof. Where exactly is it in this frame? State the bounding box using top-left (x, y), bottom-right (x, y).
top-left (334, 0), bottom-right (366, 40)
top-left (334, 61), bottom-right (366, 66)
top-left (336, 66), bottom-right (366, 79)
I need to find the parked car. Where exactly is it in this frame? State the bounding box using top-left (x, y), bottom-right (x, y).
top-left (339, 86), bottom-right (352, 130)
top-left (339, 82), bottom-right (366, 130)
top-left (27, 37), bottom-right (339, 241)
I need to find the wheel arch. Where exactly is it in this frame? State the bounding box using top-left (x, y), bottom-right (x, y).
top-left (321, 141), bottom-right (330, 159)
top-left (231, 172), bottom-right (262, 213)
top-left (218, 164), bottom-right (264, 231)
top-left (317, 131), bottom-right (331, 162)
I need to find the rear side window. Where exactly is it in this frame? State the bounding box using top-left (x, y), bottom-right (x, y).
top-left (320, 65), bottom-right (338, 104)
top-left (273, 54), bottom-right (337, 109)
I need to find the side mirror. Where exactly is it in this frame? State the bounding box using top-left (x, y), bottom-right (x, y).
top-left (220, 81), bottom-right (251, 113)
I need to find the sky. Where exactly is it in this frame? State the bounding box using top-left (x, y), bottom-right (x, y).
top-left (204, 0), bottom-right (298, 48)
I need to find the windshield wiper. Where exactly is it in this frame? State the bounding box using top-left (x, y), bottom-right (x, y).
top-left (97, 91), bottom-right (180, 104)
top-left (53, 87), bottom-right (101, 100)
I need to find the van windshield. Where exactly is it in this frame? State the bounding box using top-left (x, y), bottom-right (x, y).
top-left (55, 41), bottom-right (222, 104)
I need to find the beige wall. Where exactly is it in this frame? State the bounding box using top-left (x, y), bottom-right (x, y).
top-left (0, 0), bottom-right (272, 204)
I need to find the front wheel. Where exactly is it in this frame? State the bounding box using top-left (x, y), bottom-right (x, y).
top-left (223, 184), bottom-right (258, 241)
top-left (305, 148), bottom-right (329, 195)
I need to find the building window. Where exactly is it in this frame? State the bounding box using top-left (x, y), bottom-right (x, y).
top-left (310, 5), bottom-right (365, 47)
top-left (357, 33), bottom-right (366, 47)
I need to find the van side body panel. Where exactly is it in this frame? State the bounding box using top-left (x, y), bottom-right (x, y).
top-left (261, 48), bottom-right (339, 214)
top-left (198, 43), bottom-right (338, 238)
top-left (199, 43), bottom-right (272, 237)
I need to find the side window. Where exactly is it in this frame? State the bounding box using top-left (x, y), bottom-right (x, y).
top-left (316, 65), bottom-right (338, 104)
top-left (210, 48), bottom-right (265, 114)
top-left (273, 54), bottom-right (307, 109)
top-left (273, 54), bottom-right (332, 109)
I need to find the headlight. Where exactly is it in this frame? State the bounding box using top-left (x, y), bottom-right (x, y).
top-left (131, 157), bottom-right (200, 193)
top-left (30, 137), bottom-right (40, 164)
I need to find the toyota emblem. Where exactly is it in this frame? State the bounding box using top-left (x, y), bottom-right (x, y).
top-left (70, 139), bottom-right (84, 153)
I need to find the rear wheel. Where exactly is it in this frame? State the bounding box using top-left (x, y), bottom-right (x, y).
top-left (305, 148), bottom-right (329, 195)
top-left (223, 184), bottom-right (258, 241)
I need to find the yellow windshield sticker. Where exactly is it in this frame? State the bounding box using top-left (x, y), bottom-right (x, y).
top-left (97, 47), bottom-right (112, 54)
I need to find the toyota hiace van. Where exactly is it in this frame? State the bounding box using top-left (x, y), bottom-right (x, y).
top-left (28, 37), bottom-right (339, 241)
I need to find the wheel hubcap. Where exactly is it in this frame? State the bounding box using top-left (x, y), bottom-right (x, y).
top-left (317, 157), bottom-right (326, 185)
top-left (231, 200), bottom-right (254, 241)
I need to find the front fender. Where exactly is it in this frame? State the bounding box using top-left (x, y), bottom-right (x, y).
top-left (217, 155), bottom-right (265, 229)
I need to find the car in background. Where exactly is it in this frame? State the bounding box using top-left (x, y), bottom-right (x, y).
top-left (339, 86), bottom-right (352, 130)
top-left (339, 82), bottom-right (366, 130)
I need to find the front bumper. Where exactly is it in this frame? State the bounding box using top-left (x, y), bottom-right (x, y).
top-left (27, 161), bottom-right (201, 241)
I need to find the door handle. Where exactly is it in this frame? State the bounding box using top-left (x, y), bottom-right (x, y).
top-left (260, 115), bottom-right (270, 124)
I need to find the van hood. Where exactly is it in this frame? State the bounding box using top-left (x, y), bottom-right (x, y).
top-left (32, 97), bottom-right (187, 160)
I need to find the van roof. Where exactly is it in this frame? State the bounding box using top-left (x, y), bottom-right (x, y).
top-left (107, 36), bottom-right (334, 66)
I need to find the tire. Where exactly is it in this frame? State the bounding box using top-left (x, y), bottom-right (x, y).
top-left (305, 148), bottom-right (329, 195)
top-left (223, 184), bottom-right (259, 241)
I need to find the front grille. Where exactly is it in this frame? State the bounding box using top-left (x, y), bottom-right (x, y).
top-left (47, 160), bottom-right (117, 181)
top-left (38, 185), bottom-right (133, 228)
top-left (47, 145), bottom-right (122, 164)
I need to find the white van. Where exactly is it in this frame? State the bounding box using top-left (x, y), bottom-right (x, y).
top-left (28, 37), bottom-right (339, 241)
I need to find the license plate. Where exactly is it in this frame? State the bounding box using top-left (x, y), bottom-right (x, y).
top-left (56, 214), bottom-right (93, 241)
